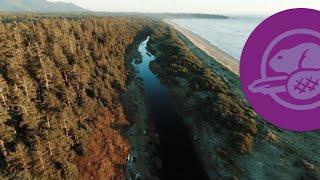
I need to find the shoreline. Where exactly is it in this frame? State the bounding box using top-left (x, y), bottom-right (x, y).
top-left (164, 19), bottom-right (239, 75)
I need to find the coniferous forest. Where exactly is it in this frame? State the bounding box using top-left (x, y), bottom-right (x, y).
top-left (0, 15), bottom-right (157, 179)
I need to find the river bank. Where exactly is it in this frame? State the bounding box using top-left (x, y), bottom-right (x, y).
top-left (147, 26), bottom-right (258, 179)
top-left (121, 37), bottom-right (160, 180)
top-left (147, 21), bottom-right (320, 179)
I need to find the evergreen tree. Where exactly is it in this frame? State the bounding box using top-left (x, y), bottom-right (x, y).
top-left (0, 15), bottom-right (153, 179)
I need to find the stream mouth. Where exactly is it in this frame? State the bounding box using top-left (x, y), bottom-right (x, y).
top-left (132, 37), bottom-right (208, 179)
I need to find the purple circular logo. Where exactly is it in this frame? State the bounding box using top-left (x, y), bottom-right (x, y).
top-left (240, 8), bottom-right (320, 132)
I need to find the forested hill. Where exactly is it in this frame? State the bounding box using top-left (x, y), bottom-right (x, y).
top-left (0, 16), bottom-right (155, 179)
top-left (87, 12), bottom-right (228, 19)
top-left (0, 0), bottom-right (86, 12)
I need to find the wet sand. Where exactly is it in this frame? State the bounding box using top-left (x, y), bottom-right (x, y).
top-left (164, 19), bottom-right (239, 75)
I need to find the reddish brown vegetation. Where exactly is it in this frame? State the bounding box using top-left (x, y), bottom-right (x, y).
top-left (77, 106), bottom-right (130, 180)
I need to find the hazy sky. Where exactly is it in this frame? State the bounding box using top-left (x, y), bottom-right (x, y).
top-left (48, 0), bottom-right (320, 15)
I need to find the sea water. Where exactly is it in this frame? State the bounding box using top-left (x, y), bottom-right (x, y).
top-left (171, 16), bottom-right (265, 60)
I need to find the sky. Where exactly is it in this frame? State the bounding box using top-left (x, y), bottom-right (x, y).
top-left (48, 0), bottom-right (320, 15)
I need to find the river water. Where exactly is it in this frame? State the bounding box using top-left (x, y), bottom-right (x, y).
top-left (132, 37), bottom-right (208, 179)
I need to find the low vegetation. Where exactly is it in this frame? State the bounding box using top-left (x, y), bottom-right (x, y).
top-left (148, 25), bottom-right (257, 154)
top-left (148, 22), bottom-right (320, 179)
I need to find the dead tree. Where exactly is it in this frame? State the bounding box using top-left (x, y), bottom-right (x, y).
top-left (0, 88), bottom-right (6, 106)
top-left (35, 43), bottom-right (49, 91)
top-left (22, 76), bottom-right (29, 99)
top-left (0, 139), bottom-right (7, 157)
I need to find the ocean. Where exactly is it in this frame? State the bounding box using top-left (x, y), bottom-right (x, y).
top-left (171, 16), bottom-right (266, 60)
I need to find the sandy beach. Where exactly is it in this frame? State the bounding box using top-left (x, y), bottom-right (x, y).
top-left (164, 19), bottom-right (239, 75)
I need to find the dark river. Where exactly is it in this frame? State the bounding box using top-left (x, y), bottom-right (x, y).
top-left (132, 37), bottom-right (208, 179)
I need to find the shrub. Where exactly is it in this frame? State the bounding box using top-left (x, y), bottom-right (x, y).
top-left (233, 132), bottom-right (254, 154)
